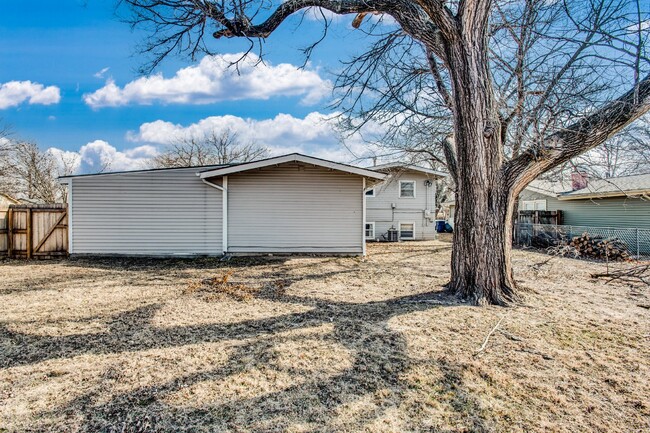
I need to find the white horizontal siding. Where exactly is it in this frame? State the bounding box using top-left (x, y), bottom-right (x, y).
top-left (226, 163), bottom-right (363, 253)
top-left (366, 170), bottom-right (438, 240)
top-left (71, 168), bottom-right (222, 255)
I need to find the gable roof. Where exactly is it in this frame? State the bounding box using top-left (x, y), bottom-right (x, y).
top-left (199, 153), bottom-right (386, 180)
top-left (526, 179), bottom-right (572, 197)
top-left (558, 172), bottom-right (650, 200)
top-left (370, 162), bottom-right (447, 177)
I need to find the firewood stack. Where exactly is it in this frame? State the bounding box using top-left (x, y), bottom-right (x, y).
top-left (569, 232), bottom-right (630, 261)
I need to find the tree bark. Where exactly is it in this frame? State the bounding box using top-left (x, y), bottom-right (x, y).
top-left (442, 16), bottom-right (519, 305)
top-left (449, 188), bottom-right (519, 305)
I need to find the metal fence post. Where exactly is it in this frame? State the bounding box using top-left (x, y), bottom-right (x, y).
top-left (636, 228), bottom-right (640, 257)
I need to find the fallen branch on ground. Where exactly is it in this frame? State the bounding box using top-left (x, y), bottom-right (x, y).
top-left (591, 264), bottom-right (650, 286)
top-left (474, 316), bottom-right (505, 356)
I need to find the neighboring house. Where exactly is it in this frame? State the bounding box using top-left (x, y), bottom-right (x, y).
top-left (519, 172), bottom-right (650, 229)
top-left (0, 193), bottom-right (21, 209)
top-left (365, 163), bottom-right (447, 241)
top-left (446, 172), bottom-right (650, 230)
top-left (59, 154), bottom-right (385, 256)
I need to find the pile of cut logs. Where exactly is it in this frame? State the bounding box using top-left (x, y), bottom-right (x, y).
top-left (569, 232), bottom-right (630, 261)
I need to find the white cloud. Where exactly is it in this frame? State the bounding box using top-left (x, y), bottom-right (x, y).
top-left (84, 53), bottom-right (331, 108)
top-left (48, 141), bottom-right (158, 175)
top-left (47, 147), bottom-right (81, 174)
top-left (93, 67), bottom-right (110, 79)
top-left (0, 81), bottom-right (61, 109)
top-left (127, 112), bottom-right (386, 163)
top-left (77, 140), bottom-right (158, 173)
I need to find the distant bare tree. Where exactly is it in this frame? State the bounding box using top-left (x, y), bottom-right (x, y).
top-left (574, 117), bottom-right (650, 178)
top-left (0, 140), bottom-right (74, 203)
top-left (0, 120), bottom-right (13, 181)
top-left (151, 129), bottom-right (268, 168)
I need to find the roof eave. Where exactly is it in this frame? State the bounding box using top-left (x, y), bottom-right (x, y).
top-left (524, 186), bottom-right (560, 197)
top-left (558, 189), bottom-right (650, 200)
top-left (372, 163), bottom-right (448, 177)
top-left (199, 153), bottom-right (386, 180)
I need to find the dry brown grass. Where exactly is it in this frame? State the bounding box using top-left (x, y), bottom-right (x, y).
top-left (0, 241), bottom-right (648, 432)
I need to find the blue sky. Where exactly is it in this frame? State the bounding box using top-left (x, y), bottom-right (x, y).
top-left (0, 1), bottom-right (388, 172)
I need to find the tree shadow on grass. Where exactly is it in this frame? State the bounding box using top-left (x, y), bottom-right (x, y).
top-left (1, 260), bottom-right (494, 432)
top-left (35, 291), bottom-right (484, 431)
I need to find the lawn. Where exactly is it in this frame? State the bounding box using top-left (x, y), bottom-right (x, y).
top-left (1, 241), bottom-right (648, 432)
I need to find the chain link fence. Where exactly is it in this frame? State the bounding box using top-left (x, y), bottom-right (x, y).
top-left (514, 223), bottom-right (650, 258)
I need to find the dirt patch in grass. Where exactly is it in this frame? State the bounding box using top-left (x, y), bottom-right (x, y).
top-left (1, 241), bottom-right (648, 432)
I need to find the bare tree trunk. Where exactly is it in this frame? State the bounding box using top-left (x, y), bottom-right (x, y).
top-left (449, 189), bottom-right (518, 305)
top-left (443, 25), bottom-right (518, 305)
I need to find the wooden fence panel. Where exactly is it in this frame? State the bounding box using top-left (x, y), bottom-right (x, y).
top-left (518, 210), bottom-right (563, 225)
top-left (0, 204), bottom-right (68, 259)
top-left (0, 210), bottom-right (6, 257)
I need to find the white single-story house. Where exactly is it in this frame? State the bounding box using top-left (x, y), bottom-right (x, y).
top-left (365, 163), bottom-right (447, 241)
top-left (59, 154), bottom-right (386, 256)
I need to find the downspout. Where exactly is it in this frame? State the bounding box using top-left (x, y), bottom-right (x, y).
top-left (67, 178), bottom-right (73, 255)
top-left (201, 177), bottom-right (228, 255)
top-left (362, 177), bottom-right (366, 256)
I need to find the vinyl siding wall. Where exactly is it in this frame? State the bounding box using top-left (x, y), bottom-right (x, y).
top-left (225, 163), bottom-right (363, 253)
top-left (70, 168), bottom-right (222, 255)
top-left (519, 189), bottom-right (650, 229)
top-left (366, 170), bottom-right (438, 240)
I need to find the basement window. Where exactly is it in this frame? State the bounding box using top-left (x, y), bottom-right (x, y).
top-left (365, 222), bottom-right (375, 239)
top-left (399, 181), bottom-right (416, 198)
top-left (399, 222), bottom-right (415, 240)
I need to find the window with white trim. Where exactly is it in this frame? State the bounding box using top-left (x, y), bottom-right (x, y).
top-left (365, 222), bottom-right (375, 239)
top-left (399, 222), bottom-right (415, 240)
top-left (365, 188), bottom-right (375, 197)
top-left (521, 199), bottom-right (547, 211)
top-left (399, 180), bottom-right (416, 198)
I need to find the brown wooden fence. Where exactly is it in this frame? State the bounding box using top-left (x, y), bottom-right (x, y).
top-left (0, 204), bottom-right (68, 259)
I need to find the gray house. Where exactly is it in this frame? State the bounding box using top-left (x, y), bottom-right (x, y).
top-left (60, 154), bottom-right (385, 256)
top-left (364, 163), bottom-right (447, 241)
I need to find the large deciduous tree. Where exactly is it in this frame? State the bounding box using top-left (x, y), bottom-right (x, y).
top-left (123, 0), bottom-right (650, 305)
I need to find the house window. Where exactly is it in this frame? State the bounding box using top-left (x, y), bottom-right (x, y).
top-left (399, 222), bottom-right (415, 240)
top-left (521, 199), bottom-right (547, 211)
top-left (365, 222), bottom-right (375, 239)
top-left (399, 181), bottom-right (416, 198)
top-left (365, 188), bottom-right (375, 197)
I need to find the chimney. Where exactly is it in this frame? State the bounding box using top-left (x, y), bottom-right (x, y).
top-left (571, 171), bottom-right (588, 190)
top-left (372, 157), bottom-right (377, 167)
